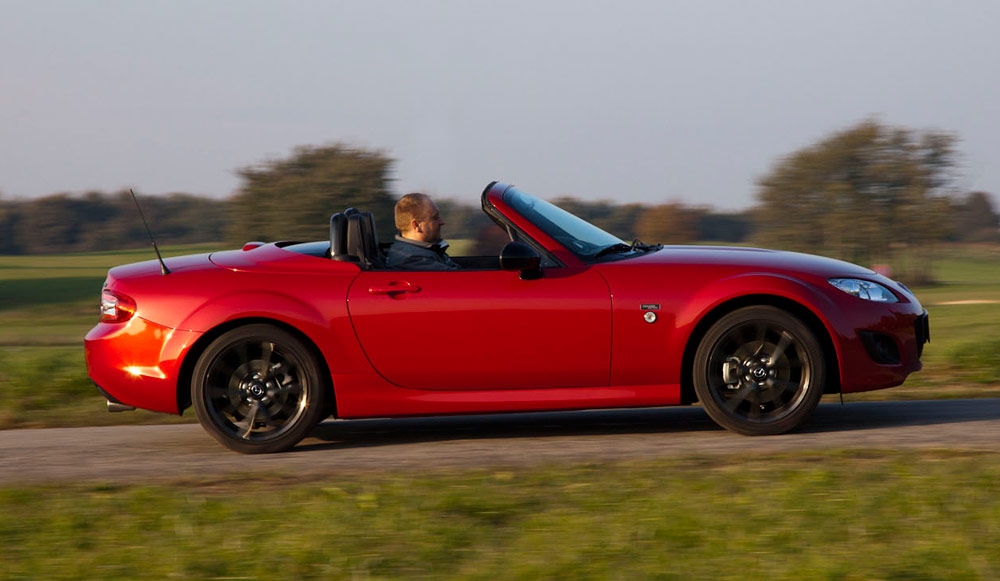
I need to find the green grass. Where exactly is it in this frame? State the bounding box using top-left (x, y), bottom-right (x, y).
top-left (0, 242), bottom-right (998, 428)
top-left (0, 244), bottom-right (222, 428)
top-left (2, 449), bottom-right (999, 579)
top-left (873, 244), bottom-right (1000, 399)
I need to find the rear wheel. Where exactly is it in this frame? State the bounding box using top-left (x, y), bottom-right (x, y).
top-left (192, 324), bottom-right (325, 453)
top-left (693, 306), bottom-right (825, 435)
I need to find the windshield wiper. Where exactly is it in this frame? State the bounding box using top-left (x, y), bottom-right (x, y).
top-left (593, 239), bottom-right (663, 259)
top-left (629, 239), bottom-right (662, 252)
top-left (593, 243), bottom-right (632, 258)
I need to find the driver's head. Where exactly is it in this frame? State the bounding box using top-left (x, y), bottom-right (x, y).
top-left (395, 193), bottom-right (445, 243)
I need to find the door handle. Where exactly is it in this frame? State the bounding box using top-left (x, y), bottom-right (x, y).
top-left (368, 282), bottom-right (422, 296)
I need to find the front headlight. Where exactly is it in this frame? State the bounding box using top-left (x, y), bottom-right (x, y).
top-left (828, 278), bottom-right (899, 303)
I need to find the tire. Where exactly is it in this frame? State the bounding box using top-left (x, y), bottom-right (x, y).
top-left (693, 306), bottom-right (826, 435)
top-left (192, 324), bottom-right (326, 453)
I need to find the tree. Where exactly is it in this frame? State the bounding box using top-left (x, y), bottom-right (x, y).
top-left (634, 202), bottom-right (697, 244)
top-left (954, 191), bottom-right (999, 242)
top-left (0, 190), bottom-right (228, 255)
top-left (695, 209), bottom-right (753, 243)
top-left (228, 144), bottom-right (396, 246)
top-left (435, 199), bottom-right (494, 240)
top-left (755, 120), bottom-right (958, 282)
top-left (0, 192), bottom-right (15, 254)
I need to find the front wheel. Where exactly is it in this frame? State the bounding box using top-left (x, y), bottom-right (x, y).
top-left (693, 306), bottom-right (826, 435)
top-left (192, 324), bottom-right (326, 453)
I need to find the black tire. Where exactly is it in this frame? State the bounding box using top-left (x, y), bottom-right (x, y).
top-left (192, 324), bottom-right (326, 453)
top-left (693, 306), bottom-right (826, 435)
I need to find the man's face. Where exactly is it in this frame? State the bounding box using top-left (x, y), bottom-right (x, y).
top-left (414, 201), bottom-right (445, 243)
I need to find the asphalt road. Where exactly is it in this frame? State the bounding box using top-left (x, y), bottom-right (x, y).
top-left (2, 399), bottom-right (998, 485)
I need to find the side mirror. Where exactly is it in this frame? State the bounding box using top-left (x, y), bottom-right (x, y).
top-left (500, 241), bottom-right (542, 280)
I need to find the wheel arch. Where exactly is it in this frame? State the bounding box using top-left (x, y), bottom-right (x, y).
top-left (176, 317), bottom-right (336, 417)
top-left (679, 294), bottom-right (841, 404)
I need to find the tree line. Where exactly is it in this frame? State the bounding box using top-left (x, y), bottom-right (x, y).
top-left (0, 191), bottom-right (227, 255)
top-left (2, 122), bottom-right (997, 281)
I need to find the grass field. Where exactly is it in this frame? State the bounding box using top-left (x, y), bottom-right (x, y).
top-left (2, 245), bottom-right (999, 579)
top-left (0, 242), bottom-right (997, 429)
top-left (2, 449), bottom-right (999, 579)
top-left (0, 244), bottom-right (220, 428)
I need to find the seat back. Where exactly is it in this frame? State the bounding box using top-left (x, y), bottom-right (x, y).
top-left (329, 212), bottom-right (355, 262)
top-left (346, 210), bottom-right (385, 269)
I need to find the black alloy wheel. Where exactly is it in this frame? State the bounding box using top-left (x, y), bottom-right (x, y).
top-left (192, 324), bottom-right (326, 453)
top-left (693, 306), bottom-right (826, 435)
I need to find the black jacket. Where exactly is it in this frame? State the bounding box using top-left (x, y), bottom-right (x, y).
top-left (386, 236), bottom-right (460, 270)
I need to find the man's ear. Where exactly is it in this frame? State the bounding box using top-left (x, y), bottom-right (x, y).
top-left (410, 218), bottom-right (423, 233)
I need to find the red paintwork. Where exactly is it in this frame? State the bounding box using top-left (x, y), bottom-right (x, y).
top-left (85, 181), bottom-right (926, 420)
top-left (347, 266), bottom-right (611, 390)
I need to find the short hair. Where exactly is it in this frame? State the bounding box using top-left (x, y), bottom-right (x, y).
top-left (395, 193), bottom-right (433, 233)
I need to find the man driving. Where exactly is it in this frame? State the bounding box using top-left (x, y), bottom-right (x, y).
top-left (386, 193), bottom-right (461, 270)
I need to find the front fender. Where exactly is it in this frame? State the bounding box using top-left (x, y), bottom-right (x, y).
top-left (674, 273), bottom-right (848, 390)
top-left (677, 273), bottom-right (840, 333)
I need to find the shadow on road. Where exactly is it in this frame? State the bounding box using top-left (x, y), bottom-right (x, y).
top-left (299, 398), bottom-right (1000, 453)
top-left (301, 406), bottom-right (716, 452)
top-left (804, 398), bottom-right (1000, 432)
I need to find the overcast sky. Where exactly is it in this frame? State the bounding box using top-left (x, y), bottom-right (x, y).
top-left (2, 0), bottom-right (998, 208)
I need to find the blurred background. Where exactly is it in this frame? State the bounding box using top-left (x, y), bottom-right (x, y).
top-left (1, 0), bottom-right (998, 280)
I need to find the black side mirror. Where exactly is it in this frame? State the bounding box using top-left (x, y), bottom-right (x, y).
top-left (500, 241), bottom-right (542, 280)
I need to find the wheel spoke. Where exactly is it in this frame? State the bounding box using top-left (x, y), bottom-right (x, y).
top-left (240, 401), bottom-right (261, 439)
top-left (750, 324), bottom-right (767, 357)
top-left (258, 341), bottom-right (274, 379)
top-left (237, 341), bottom-right (251, 367)
top-left (765, 379), bottom-right (796, 406)
top-left (210, 359), bottom-right (238, 380)
top-left (768, 331), bottom-right (794, 367)
top-left (747, 391), bottom-right (762, 421)
top-left (724, 384), bottom-right (754, 411)
top-left (207, 383), bottom-right (231, 398)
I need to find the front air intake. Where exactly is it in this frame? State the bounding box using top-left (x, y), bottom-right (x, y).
top-left (859, 331), bottom-right (901, 365)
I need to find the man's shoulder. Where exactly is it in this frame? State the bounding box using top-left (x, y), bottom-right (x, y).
top-left (386, 237), bottom-right (458, 270)
top-left (388, 238), bottom-right (434, 257)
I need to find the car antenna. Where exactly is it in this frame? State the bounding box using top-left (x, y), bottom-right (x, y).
top-left (129, 188), bottom-right (171, 275)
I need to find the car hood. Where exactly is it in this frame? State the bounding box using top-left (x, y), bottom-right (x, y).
top-left (620, 246), bottom-right (875, 278)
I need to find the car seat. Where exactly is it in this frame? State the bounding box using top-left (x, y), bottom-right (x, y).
top-left (330, 208), bottom-right (386, 269)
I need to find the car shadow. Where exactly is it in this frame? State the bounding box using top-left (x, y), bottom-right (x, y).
top-left (801, 397), bottom-right (1000, 433)
top-left (296, 398), bottom-right (1000, 452)
top-left (300, 406), bottom-right (717, 452)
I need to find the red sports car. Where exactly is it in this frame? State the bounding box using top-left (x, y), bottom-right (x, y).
top-left (85, 182), bottom-right (929, 453)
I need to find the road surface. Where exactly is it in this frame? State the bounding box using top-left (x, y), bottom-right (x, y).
top-left (1, 399), bottom-right (998, 484)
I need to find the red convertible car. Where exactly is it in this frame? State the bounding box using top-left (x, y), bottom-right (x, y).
top-left (85, 182), bottom-right (929, 453)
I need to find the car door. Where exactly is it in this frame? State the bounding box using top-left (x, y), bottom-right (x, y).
top-left (346, 266), bottom-right (611, 390)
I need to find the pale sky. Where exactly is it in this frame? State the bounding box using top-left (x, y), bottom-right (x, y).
top-left (2, 0), bottom-right (998, 209)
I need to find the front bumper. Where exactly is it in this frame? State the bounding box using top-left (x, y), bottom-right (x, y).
top-left (84, 318), bottom-right (202, 414)
top-left (837, 307), bottom-right (928, 394)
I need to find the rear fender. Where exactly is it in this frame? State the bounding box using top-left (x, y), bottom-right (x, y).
top-left (178, 291), bottom-right (331, 335)
top-left (175, 291), bottom-right (369, 404)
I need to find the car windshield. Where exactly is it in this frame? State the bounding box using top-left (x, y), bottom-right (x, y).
top-left (503, 187), bottom-right (625, 258)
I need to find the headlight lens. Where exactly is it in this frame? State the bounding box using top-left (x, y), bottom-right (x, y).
top-left (828, 278), bottom-right (899, 303)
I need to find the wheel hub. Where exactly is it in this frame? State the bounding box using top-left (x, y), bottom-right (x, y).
top-left (724, 356), bottom-right (778, 390)
top-left (240, 374), bottom-right (271, 401)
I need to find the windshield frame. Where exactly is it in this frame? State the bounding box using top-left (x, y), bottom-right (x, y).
top-left (500, 187), bottom-right (632, 262)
